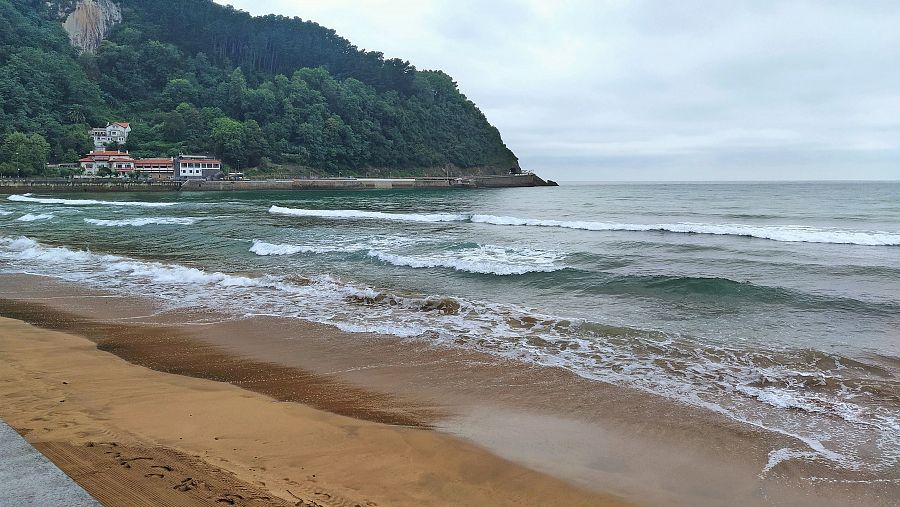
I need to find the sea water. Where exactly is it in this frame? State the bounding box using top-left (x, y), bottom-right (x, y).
top-left (1, 181), bottom-right (898, 479)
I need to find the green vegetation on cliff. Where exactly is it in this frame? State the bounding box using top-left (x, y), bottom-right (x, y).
top-left (0, 0), bottom-right (518, 174)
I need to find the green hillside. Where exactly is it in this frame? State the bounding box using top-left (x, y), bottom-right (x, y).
top-left (0, 0), bottom-right (519, 175)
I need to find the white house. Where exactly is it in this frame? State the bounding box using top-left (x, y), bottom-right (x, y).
top-left (78, 150), bottom-right (134, 176)
top-left (175, 155), bottom-right (223, 180)
top-left (90, 122), bottom-right (131, 149)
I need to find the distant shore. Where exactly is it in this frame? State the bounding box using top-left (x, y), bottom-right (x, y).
top-left (0, 174), bottom-right (557, 194)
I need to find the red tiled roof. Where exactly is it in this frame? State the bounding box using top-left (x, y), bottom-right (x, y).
top-left (112, 122), bottom-right (130, 128)
top-left (180, 159), bottom-right (221, 164)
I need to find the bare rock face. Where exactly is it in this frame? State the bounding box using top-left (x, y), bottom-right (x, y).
top-left (61, 0), bottom-right (122, 53)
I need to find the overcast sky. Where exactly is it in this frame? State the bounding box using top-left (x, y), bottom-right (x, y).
top-left (216, 0), bottom-right (900, 181)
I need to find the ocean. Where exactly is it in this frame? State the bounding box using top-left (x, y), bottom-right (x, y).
top-left (1, 181), bottom-right (898, 481)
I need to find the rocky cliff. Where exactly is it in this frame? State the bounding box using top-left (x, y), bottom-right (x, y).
top-left (60, 0), bottom-right (121, 53)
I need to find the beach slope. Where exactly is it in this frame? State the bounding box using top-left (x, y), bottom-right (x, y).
top-left (0, 316), bottom-right (626, 507)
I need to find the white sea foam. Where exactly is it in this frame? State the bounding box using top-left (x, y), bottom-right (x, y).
top-left (250, 238), bottom-right (565, 275)
top-left (85, 217), bottom-right (202, 227)
top-left (470, 215), bottom-right (900, 246)
top-left (367, 247), bottom-right (564, 275)
top-left (267, 205), bottom-right (900, 246)
top-left (761, 448), bottom-right (822, 477)
top-left (268, 205), bottom-right (466, 222)
top-left (249, 239), bottom-right (362, 256)
top-left (16, 213), bottom-right (53, 222)
top-left (0, 236), bottom-right (113, 264)
top-left (0, 236), bottom-right (265, 289)
top-left (8, 194), bottom-right (177, 207)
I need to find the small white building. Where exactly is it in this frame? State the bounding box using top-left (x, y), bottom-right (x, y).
top-left (175, 155), bottom-right (223, 180)
top-left (79, 150), bottom-right (134, 176)
top-left (90, 122), bottom-right (131, 149)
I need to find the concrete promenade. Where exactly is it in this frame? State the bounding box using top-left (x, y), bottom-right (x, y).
top-left (0, 173), bottom-right (555, 194)
top-left (0, 419), bottom-right (99, 507)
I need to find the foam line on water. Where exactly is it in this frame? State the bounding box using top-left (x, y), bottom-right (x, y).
top-left (16, 213), bottom-right (54, 222)
top-left (269, 205), bottom-right (464, 222)
top-left (8, 194), bottom-right (177, 208)
top-left (250, 239), bottom-right (565, 275)
top-left (470, 215), bottom-right (900, 246)
top-left (85, 217), bottom-right (203, 227)
top-left (250, 239), bottom-right (362, 256)
top-left (366, 248), bottom-right (564, 275)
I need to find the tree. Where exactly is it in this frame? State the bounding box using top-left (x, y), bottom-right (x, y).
top-left (161, 79), bottom-right (198, 109)
top-left (210, 117), bottom-right (246, 169)
top-left (0, 0), bottom-right (519, 176)
top-left (242, 119), bottom-right (268, 167)
top-left (0, 132), bottom-right (50, 177)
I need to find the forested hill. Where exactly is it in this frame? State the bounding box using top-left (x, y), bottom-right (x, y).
top-left (0, 0), bottom-right (519, 175)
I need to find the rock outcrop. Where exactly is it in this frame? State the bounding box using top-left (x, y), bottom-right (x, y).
top-left (60, 0), bottom-right (121, 53)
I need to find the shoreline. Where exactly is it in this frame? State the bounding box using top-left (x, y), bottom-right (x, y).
top-left (0, 313), bottom-right (624, 506)
top-left (0, 274), bottom-right (894, 505)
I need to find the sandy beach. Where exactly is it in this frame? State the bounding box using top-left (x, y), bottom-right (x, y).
top-left (0, 314), bottom-right (625, 506)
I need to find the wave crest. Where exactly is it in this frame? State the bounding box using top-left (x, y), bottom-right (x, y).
top-left (267, 206), bottom-right (900, 246)
top-left (85, 217), bottom-right (202, 227)
top-left (249, 239), bottom-right (565, 275)
top-left (16, 213), bottom-right (54, 222)
top-left (8, 194), bottom-right (177, 208)
top-left (269, 205), bottom-right (464, 222)
top-left (366, 247), bottom-right (565, 275)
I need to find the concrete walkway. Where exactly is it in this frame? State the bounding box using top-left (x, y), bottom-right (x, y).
top-left (0, 419), bottom-right (99, 507)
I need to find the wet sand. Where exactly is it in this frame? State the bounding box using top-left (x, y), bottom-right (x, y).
top-left (0, 273), bottom-right (896, 506)
top-left (0, 316), bottom-right (624, 506)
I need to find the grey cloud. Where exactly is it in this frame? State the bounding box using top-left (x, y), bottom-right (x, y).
top-left (218, 0), bottom-right (900, 181)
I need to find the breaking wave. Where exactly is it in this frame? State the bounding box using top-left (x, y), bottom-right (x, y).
top-left (8, 194), bottom-right (177, 208)
top-left (366, 247), bottom-right (565, 275)
top-left (85, 217), bottom-right (203, 227)
top-left (250, 239), bottom-right (358, 256)
top-left (269, 205), bottom-right (464, 222)
top-left (268, 206), bottom-right (900, 246)
top-left (16, 213), bottom-right (53, 222)
top-left (249, 239), bottom-right (566, 275)
top-left (469, 215), bottom-right (900, 246)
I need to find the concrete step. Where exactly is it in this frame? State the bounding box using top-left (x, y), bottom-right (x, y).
top-left (0, 419), bottom-right (99, 507)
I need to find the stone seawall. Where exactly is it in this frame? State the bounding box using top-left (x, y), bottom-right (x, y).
top-left (0, 174), bottom-right (553, 194)
top-left (180, 174), bottom-right (551, 191)
top-left (0, 179), bottom-right (179, 194)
